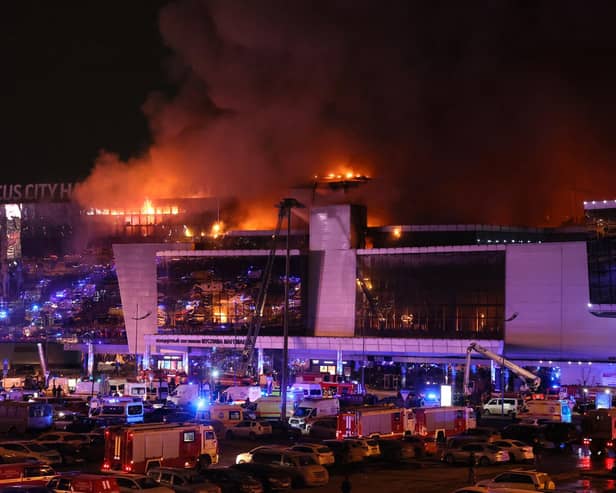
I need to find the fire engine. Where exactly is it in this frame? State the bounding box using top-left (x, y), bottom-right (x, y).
top-left (336, 406), bottom-right (415, 439)
top-left (102, 423), bottom-right (219, 473)
top-left (412, 406), bottom-right (475, 440)
top-left (582, 408), bottom-right (616, 455)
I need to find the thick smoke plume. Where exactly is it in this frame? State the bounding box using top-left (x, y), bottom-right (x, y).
top-left (76, 1), bottom-right (616, 227)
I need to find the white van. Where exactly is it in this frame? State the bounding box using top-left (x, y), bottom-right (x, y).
top-left (221, 386), bottom-right (262, 404)
top-left (288, 398), bottom-right (340, 435)
top-left (291, 383), bottom-right (323, 399)
top-left (482, 398), bottom-right (525, 416)
top-left (255, 396), bottom-right (295, 419)
top-left (167, 384), bottom-right (207, 407)
top-left (196, 403), bottom-right (244, 428)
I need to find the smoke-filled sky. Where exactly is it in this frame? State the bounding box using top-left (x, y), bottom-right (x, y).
top-left (3, 1), bottom-right (616, 226)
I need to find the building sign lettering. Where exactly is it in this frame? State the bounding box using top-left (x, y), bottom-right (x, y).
top-left (0, 183), bottom-right (74, 203)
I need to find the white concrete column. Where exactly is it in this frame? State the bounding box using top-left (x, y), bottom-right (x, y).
top-left (144, 343), bottom-right (151, 371)
top-left (182, 352), bottom-right (189, 374)
top-left (336, 349), bottom-right (343, 376)
top-left (257, 348), bottom-right (264, 376)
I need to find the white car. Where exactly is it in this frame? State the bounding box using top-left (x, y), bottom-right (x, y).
top-left (0, 441), bottom-right (62, 465)
top-left (236, 446), bottom-right (286, 464)
top-left (34, 432), bottom-right (90, 447)
top-left (491, 439), bottom-right (534, 462)
top-left (477, 469), bottom-right (556, 491)
top-left (288, 443), bottom-right (335, 466)
top-left (226, 420), bottom-right (272, 440)
top-left (344, 438), bottom-right (381, 458)
top-left (110, 473), bottom-right (175, 493)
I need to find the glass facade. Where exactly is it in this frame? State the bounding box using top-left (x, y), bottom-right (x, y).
top-left (587, 237), bottom-right (616, 305)
top-left (157, 255), bottom-right (306, 335)
top-left (356, 251), bottom-right (505, 338)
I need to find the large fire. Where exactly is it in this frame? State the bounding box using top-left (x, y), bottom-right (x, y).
top-left (85, 198), bottom-right (180, 216)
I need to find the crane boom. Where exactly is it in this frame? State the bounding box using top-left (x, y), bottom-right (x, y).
top-left (238, 198), bottom-right (303, 376)
top-left (463, 342), bottom-right (541, 396)
top-left (239, 208), bottom-right (286, 374)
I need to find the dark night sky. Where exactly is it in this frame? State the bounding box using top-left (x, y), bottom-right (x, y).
top-left (4, 1), bottom-right (616, 227)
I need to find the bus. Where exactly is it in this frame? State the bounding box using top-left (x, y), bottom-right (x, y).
top-left (0, 401), bottom-right (53, 433)
top-left (89, 397), bottom-right (144, 424)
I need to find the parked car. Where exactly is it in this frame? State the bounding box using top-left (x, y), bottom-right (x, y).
top-left (235, 447), bottom-right (286, 465)
top-left (248, 449), bottom-right (329, 487)
top-left (540, 422), bottom-right (582, 449)
top-left (451, 427), bottom-right (501, 443)
top-left (145, 467), bottom-right (221, 493)
top-left (231, 463), bottom-right (292, 492)
top-left (307, 418), bottom-right (337, 440)
top-left (375, 439), bottom-right (415, 462)
top-left (491, 439), bottom-right (534, 462)
top-left (476, 469), bottom-right (556, 490)
top-left (0, 442), bottom-right (62, 465)
top-left (34, 433), bottom-right (90, 448)
top-left (107, 474), bottom-right (175, 493)
top-left (287, 444), bottom-right (335, 466)
top-left (52, 411), bottom-right (83, 431)
top-left (47, 474), bottom-right (120, 493)
top-left (199, 468), bottom-right (263, 493)
top-left (500, 424), bottom-right (546, 446)
top-left (0, 486), bottom-right (55, 493)
top-left (321, 440), bottom-right (364, 465)
top-left (442, 442), bottom-right (510, 466)
top-left (343, 438), bottom-right (380, 458)
top-left (225, 421), bottom-right (272, 440)
top-left (403, 435), bottom-right (427, 457)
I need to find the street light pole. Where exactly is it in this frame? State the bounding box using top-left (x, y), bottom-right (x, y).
top-left (278, 198), bottom-right (303, 422)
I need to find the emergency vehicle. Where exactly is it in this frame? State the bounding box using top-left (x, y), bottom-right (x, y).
top-left (101, 423), bottom-right (219, 473)
top-left (336, 406), bottom-right (415, 439)
top-left (522, 399), bottom-right (572, 423)
top-left (412, 406), bottom-right (475, 441)
top-left (582, 408), bottom-right (616, 455)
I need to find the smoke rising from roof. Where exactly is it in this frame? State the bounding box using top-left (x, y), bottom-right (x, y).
top-left (76, 1), bottom-right (616, 227)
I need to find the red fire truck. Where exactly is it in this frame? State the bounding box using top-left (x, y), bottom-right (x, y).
top-left (336, 406), bottom-right (415, 439)
top-left (412, 406), bottom-right (475, 440)
top-left (102, 423), bottom-right (219, 473)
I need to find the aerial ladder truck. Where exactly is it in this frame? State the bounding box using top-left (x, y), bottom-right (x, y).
top-left (463, 342), bottom-right (541, 399)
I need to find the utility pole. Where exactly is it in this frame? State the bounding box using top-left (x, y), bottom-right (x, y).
top-left (279, 198), bottom-right (303, 422)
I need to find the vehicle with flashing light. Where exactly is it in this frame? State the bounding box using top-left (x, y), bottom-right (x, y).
top-left (0, 401), bottom-right (53, 433)
top-left (47, 473), bottom-right (120, 493)
top-left (519, 399), bottom-right (572, 423)
top-left (220, 386), bottom-right (261, 404)
top-left (412, 406), bottom-right (476, 444)
top-left (89, 397), bottom-right (144, 424)
top-left (196, 403), bottom-right (245, 429)
top-left (102, 423), bottom-right (219, 474)
top-left (288, 398), bottom-right (340, 435)
top-left (167, 385), bottom-right (208, 408)
top-left (336, 406), bottom-right (415, 439)
top-left (289, 384), bottom-right (322, 399)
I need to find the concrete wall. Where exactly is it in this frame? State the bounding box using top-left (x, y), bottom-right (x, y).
top-left (113, 243), bottom-right (187, 355)
top-left (505, 241), bottom-right (616, 361)
top-left (309, 205), bottom-right (358, 337)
